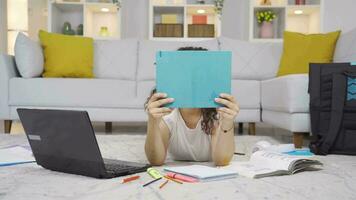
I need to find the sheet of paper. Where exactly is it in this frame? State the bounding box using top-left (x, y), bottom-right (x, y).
top-left (0, 146), bottom-right (35, 166)
top-left (156, 51), bottom-right (232, 108)
top-left (221, 161), bottom-right (277, 178)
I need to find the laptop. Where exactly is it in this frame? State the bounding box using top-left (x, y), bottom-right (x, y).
top-left (17, 108), bottom-right (150, 179)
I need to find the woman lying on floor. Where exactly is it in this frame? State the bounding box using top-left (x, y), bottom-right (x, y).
top-left (144, 47), bottom-right (239, 166)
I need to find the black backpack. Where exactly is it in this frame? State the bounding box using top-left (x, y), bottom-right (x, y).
top-left (309, 63), bottom-right (356, 155)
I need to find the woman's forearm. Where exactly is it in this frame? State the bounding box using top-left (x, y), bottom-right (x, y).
top-left (145, 117), bottom-right (167, 166)
top-left (212, 122), bottom-right (235, 166)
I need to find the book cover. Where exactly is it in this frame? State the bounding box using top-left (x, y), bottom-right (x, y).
top-left (156, 51), bottom-right (232, 108)
top-left (161, 14), bottom-right (178, 24)
top-left (192, 15), bottom-right (207, 24)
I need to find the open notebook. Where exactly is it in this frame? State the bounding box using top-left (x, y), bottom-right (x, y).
top-left (222, 150), bottom-right (322, 179)
top-left (0, 145), bottom-right (35, 167)
top-left (164, 165), bottom-right (237, 182)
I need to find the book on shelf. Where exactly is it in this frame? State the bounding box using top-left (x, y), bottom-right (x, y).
top-left (192, 15), bottom-right (207, 24)
top-left (222, 150), bottom-right (322, 178)
top-left (161, 14), bottom-right (178, 24)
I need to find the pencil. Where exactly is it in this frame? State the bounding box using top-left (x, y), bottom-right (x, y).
top-left (142, 177), bottom-right (162, 187)
top-left (159, 180), bottom-right (169, 189)
top-left (164, 175), bottom-right (183, 184)
top-left (122, 175), bottom-right (140, 183)
top-left (234, 152), bottom-right (245, 155)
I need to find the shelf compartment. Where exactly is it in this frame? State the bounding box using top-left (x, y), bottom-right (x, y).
top-left (151, 0), bottom-right (185, 6)
top-left (287, 0), bottom-right (320, 5)
top-left (50, 3), bottom-right (84, 34)
top-left (254, 0), bottom-right (286, 7)
top-left (84, 3), bottom-right (120, 38)
top-left (286, 6), bottom-right (320, 33)
top-left (186, 0), bottom-right (215, 5)
top-left (253, 7), bottom-right (286, 39)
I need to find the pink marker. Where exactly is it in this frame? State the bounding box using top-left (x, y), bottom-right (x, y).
top-left (166, 172), bottom-right (198, 183)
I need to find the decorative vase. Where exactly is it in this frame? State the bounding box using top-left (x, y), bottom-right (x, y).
top-left (260, 21), bottom-right (274, 38)
top-left (295, 0), bottom-right (305, 5)
top-left (260, 0), bottom-right (271, 6)
top-left (77, 24), bottom-right (83, 35)
top-left (62, 22), bottom-right (75, 35)
top-left (99, 26), bottom-right (109, 37)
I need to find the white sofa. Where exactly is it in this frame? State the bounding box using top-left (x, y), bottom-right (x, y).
top-left (1, 29), bottom-right (355, 147)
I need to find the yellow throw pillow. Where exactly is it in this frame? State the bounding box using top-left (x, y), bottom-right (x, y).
top-left (39, 30), bottom-right (94, 78)
top-left (277, 31), bottom-right (341, 77)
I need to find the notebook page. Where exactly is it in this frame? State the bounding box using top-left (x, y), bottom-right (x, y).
top-left (0, 146), bottom-right (35, 165)
top-left (251, 150), bottom-right (302, 171)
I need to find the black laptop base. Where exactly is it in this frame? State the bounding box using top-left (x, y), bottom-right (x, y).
top-left (17, 108), bottom-right (150, 179)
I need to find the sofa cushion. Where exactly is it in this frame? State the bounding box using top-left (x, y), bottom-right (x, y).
top-left (9, 78), bottom-right (141, 108)
top-left (94, 39), bottom-right (138, 80)
top-left (137, 39), bottom-right (219, 81)
top-left (218, 37), bottom-right (282, 80)
top-left (137, 79), bottom-right (260, 109)
top-left (277, 31), bottom-right (340, 77)
top-left (39, 30), bottom-right (94, 78)
top-left (334, 28), bottom-right (356, 62)
top-left (14, 32), bottom-right (44, 78)
top-left (261, 74), bottom-right (309, 113)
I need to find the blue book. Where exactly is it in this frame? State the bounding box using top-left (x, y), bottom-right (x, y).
top-left (156, 51), bottom-right (232, 108)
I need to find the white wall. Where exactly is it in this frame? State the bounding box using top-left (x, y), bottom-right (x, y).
top-left (121, 0), bottom-right (149, 39)
top-left (220, 0), bottom-right (249, 40)
top-left (28, 0), bottom-right (47, 41)
top-left (0, 0), bottom-right (7, 53)
top-left (322, 0), bottom-right (356, 33)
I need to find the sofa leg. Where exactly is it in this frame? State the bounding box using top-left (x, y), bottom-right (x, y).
top-left (4, 120), bottom-right (12, 134)
top-left (238, 123), bottom-right (243, 135)
top-left (293, 132), bottom-right (305, 148)
top-left (105, 122), bottom-right (112, 134)
top-left (248, 123), bottom-right (256, 135)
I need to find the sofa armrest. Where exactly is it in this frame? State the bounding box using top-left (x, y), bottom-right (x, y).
top-left (0, 54), bottom-right (19, 119)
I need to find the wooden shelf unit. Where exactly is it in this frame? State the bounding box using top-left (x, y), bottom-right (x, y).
top-left (149, 0), bottom-right (221, 40)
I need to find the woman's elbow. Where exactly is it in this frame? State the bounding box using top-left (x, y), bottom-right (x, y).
top-left (145, 148), bottom-right (166, 166)
top-left (146, 156), bottom-right (165, 166)
top-left (212, 153), bottom-right (233, 166)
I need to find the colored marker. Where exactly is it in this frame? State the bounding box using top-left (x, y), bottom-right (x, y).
top-left (122, 175), bottom-right (140, 184)
top-left (159, 180), bottom-right (169, 189)
top-left (143, 177), bottom-right (162, 187)
top-left (147, 167), bottom-right (163, 179)
top-left (164, 175), bottom-right (183, 184)
top-left (166, 172), bottom-right (198, 183)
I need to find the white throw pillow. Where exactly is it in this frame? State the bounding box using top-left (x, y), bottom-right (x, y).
top-left (14, 32), bottom-right (44, 78)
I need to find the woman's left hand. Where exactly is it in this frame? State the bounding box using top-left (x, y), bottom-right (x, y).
top-left (215, 93), bottom-right (239, 127)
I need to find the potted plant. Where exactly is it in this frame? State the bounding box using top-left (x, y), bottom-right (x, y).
top-left (256, 10), bottom-right (277, 38)
top-left (214, 0), bottom-right (224, 16)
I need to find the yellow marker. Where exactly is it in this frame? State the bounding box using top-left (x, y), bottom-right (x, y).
top-left (147, 168), bottom-right (163, 179)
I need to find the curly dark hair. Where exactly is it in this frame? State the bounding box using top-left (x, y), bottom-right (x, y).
top-left (144, 46), bottom-right (218, 135)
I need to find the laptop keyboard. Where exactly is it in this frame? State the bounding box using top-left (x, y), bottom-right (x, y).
top-left (103, 158), bottom-right (147, 175)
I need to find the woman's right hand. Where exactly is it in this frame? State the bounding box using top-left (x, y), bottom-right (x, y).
top-left (146, 93), bottom-right (174, 120)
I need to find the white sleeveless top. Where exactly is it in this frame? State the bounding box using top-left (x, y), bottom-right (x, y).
top-left (162, 109), bottom-right (212, 161)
